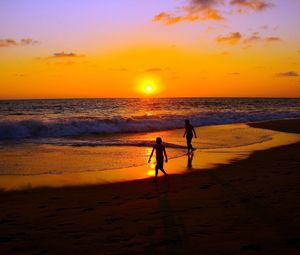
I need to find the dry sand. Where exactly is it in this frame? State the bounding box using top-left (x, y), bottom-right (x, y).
top-left (0, 119), bottom-right (300, 255)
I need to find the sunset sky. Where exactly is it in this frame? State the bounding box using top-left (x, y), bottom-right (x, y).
top-left (0, 0), bottom-right (300, 99)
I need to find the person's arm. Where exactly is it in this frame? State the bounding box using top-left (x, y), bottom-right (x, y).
top-left (148, 146), bottom-right (155, 163)
top-left (183, 129), bottom-right (187, 138)
top-left (163, 147), bottom-right (168, 163)
top-left (193, 127), bottom-right (197, 138)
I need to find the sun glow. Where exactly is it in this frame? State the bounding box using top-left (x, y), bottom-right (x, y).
top-left (145, 85), bottom-right (152, 92)
top-left (137, 76), bottom-right (162, 96)
top-left (143, 81), bottom-right (156, 94)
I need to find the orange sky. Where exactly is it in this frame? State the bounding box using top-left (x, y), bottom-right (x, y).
top-left (0, 0), bottom-right (300, 99)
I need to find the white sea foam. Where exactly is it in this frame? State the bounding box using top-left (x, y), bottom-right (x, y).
top-left (0, 110), bottom-right (300, 140)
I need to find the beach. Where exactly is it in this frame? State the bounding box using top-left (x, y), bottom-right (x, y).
top-left (0, 118), bottom-right (299, 255)
top-left (2, 0), bottom-right (300, 254)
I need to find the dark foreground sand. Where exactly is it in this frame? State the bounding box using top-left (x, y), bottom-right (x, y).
top-left (0, 119), bottom-right (300, 255)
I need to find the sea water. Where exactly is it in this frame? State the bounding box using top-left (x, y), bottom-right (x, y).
top-left (0, 98), bottom-right (300, 177)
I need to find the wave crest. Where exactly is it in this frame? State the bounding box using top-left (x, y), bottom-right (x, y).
top-left (1, 110), bottom-right (300, 140)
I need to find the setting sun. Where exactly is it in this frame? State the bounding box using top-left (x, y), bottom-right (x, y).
top-left (137, 77), bottom-right (161, 95)
top-left (145, 85), bottom-right (153, 93)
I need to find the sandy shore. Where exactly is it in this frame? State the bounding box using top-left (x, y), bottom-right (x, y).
top-left (0, 119), bottom-right (300, 255)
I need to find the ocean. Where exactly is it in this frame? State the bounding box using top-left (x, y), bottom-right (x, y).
top-left (1, 98), bottom-right (300, 140)
top-left (0, 98), bottom-right (300, 184)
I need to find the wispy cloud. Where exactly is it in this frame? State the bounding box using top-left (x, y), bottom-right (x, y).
top-left (216, 32), bottom-right (242, 44)
top-left (145, 68), bottom-right (163, 72)
top-left (216, 31), bottom-right (281, 46)
top-left (51, 52), bottom-right (85, 58)
top-left (0, 38), bottom-right (39, 47)
top-left (0, 39), bottom-right (17, 47)
top-left (220, 51), bottom-right (231, 56)
top-left (243, 32), bottom-right (261, 44)
top-left (153, 0), bottom-right (273, 25)
top-left (230, 0), bottom-right (273, 11)
top-left (14, 73), bottom-right (25, 77)
top-left (265, 36), bottom-right (281, 42)
top-left (20, 38), bottom-right (39, 46)
top-left (228, 72), bottom-right (241, 75)
top-left (276, 71), bottom-right (299, 77)
top-left (153, 0), bottom-right (225, 25)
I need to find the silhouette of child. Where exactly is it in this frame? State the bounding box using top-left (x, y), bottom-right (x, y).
top-left (183, 119), bottom-right (197, 153)
top-left (148, 137), bottom-right (168, 183)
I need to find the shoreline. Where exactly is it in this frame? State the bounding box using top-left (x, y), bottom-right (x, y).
top-left (1, 119), bottom-right (300, 191)
top-left (0, 118), bottom-right (300, 254)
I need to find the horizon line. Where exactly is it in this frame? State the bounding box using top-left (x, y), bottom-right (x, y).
top-left (1, 96), bottom-right (300, 101)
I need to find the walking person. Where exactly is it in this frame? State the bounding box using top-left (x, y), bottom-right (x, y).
top-left (183, 119), bottom-right (197, 154)
top-left (148, 137), bottom-right (168, 183)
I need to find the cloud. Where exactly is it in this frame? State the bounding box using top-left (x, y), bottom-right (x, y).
top-left (228, 72), bottom-right (240, 75)
top-left (230, 0), bottom-right (273, 11)
top-left (51, 52), bottom-right (85, 58)
top-left (243, 33), bottom-right (281, 46)
top-left (216, 32), bottom-right (242, 44)
top-left (118, 68), bottom-right (129, 72)
top-left (215, 31), bottom-right (281, 46)
top-left (153, 12), bottom-right (199, 25)
top-left (243, 32), bottom-right (261, 44)
top-left (153, 0), bottom-right (224, 25)
top-left (220, 51), bottom-right (231, 55)
top-left (265, 36), bottom-right (281, 42)
top-left (144, 68), bottom-right (164, 72)
top-left (0, 38), bottom-right (38, 47)
top-left (20, 38), bottom-right (39, 46)
top-left (276, 71), bottom-right (299, 77)
top-left (0, 39), bottom-right (17, 47)
top-left (153, 0), bottom-right (273, 25)
top-left (14, 73), bottom-right (25, 77)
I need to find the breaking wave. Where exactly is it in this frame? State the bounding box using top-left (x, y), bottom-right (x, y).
top-left (1, 110), bottom-right (300, 140)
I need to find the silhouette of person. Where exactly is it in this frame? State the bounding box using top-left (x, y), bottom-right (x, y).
top-left (148, 137), bottom-right (168, 183)
top-left (183, 119), bottom-right (197, 154)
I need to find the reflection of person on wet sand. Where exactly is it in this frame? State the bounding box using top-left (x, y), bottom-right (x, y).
top-left (183, 119), bottom-right (197, 154)
top-left (187, 151), bottom-right (194, 168)
top-left (148, 137), bottom-right (168, 183)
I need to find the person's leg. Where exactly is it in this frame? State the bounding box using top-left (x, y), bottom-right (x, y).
top-left (153, 165), bottom-right (158, 183)
top-left (160, 168), bottom-right (168, 177)
top-left (190, 137), bottom-right (194, 151)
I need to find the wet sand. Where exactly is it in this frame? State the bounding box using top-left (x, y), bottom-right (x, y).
top-left (0, 119), bottom-right (300, 255)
